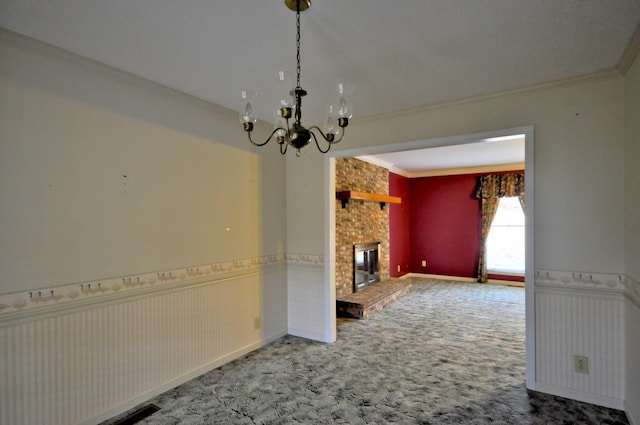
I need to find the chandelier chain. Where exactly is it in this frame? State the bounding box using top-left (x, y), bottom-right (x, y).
top-left (296, 2), bottom-right (301, 89)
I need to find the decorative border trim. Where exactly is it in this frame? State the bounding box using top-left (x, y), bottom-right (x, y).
top-left (3, 260), bottom-right (632, 315)
top-left (0, 252), bottom-right (327, 317)
top-left (625, 275), bottom-right (640, 309)
top-left (0, 254), bottom-right (287, 316)
top-left (534, 269), bottom-right (626, 291)
top-left (286, 253), bottom-right (324, 266)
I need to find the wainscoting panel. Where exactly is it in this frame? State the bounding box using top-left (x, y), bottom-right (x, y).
top-left (625, 276), bottom-right (640, 425)
top-left (535, 275), bottom-right (625, 409)
top-left (0, 266), bottom-right (287, 425)
top-left (287, 255), bottom-right (327, 342)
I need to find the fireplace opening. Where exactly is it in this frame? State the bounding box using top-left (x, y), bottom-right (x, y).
top-left (353, 242), bottom-right (380, 292)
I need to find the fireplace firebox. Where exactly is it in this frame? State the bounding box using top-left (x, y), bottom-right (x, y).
top-left (353, 242), bottom-right (380, 292)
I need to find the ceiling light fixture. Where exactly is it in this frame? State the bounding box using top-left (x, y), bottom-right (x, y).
top-left (240, 0), bottom-right (353, 156)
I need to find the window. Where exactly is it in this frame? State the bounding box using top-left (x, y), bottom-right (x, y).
top-left (486, 197), bottom-right (525, 273)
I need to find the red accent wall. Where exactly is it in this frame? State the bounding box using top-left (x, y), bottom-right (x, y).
top-left (409, 174), bottom-right (481, 278)
top-left (389, 172), bottom-right (410, 277)
top-left (389, 170), bottom-right (525, 281)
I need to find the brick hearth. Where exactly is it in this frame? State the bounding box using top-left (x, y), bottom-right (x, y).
top-left (336, 279), bottom-right (412, 319)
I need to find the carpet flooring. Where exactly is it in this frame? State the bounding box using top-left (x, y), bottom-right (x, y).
top-left (102, 280), bottom-right (630, 424)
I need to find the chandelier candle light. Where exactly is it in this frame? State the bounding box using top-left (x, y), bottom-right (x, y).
top-left (240, 0), bottom-right (353, 155)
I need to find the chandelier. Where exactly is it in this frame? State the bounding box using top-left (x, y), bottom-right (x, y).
top-left (240, 0), bottom-right (352, 155)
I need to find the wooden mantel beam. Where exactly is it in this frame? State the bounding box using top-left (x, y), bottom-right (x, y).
top-left (336, 190), bottom-right (401, 209)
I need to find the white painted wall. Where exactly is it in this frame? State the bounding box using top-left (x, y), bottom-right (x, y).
top-left (0, 30), bottom-right (288, 424)
top-left (290, 75), bottom-right (626, 273)
top-left (286, 74), bottom-right (630, 406)
top-left (625, 31), bottom-right (640, 290)
top-left (0, 29), bottom-right (286, 293)
top-left (624, 47), bottom-right (640, 425)
top-left (3, 22), bottom-right (637, 423)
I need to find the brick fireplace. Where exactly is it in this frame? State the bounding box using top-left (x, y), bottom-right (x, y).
top-left (335, 158), bottom-right (390, 299)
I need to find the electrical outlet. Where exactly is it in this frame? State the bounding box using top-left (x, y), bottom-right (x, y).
top-left (254, 316), bottom-right (261, 330)
top-left (421, 260), bottom-right (427, 267)
top-left (397, 265), bottom-right (401, 272)
top-left (574, 355), bottom-right (589, 374)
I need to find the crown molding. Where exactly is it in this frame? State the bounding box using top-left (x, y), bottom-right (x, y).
top-left (403, 162), bottom-right (525, 178)
top-left (355, 155), bottom-right (395, 171)
top-left (618, 21), bottom-right (640, 75)
top-left (356, 155), bottom-right (524, 178)
top-left (356, 70), bottom-right (621, 124)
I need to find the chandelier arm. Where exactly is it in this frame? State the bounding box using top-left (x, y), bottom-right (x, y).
top-left (309, 130), bottom-right (332, 154)
top-left (307, 125), bottom-right (346, 144)
top-left (280, 142), bottom-right (288, 155)
top-left (247, 127), bottom-right (286, 147)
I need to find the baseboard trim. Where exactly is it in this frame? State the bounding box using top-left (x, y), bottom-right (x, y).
top-left (625, 400), bottom-right (638, 425)
top-left (405, 273), bottom-right (476, 282)
top-left (403, 273), bottom-right (524, 287)
top-left (534, 382), bottom-right (625, 411)
top-left (83, 330), bottom-right (287, 425)
top-left (288, 327), bottom-right (329, 342)
top-left (487, 278), bottom-right (525, 287)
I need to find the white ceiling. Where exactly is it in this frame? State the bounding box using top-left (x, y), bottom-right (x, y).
top-left (1, 0), bottom-right (639, 171)
top-left (358, 135), bottom-right (525, 177)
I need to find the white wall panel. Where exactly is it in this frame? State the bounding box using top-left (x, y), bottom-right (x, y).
top-left (625, 277), bottom-right (640, 425)
top-left (535, 280), bottom-right (625, 409)
top-left (287, 257), bottom-right (326, 342)
top-left (0, 268), bottom-right (287, 425)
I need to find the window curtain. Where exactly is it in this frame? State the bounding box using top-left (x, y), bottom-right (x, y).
top-left (475, 173), bottom-right (525, 283)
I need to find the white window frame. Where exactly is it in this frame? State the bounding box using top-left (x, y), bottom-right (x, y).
top-left (486, 196), bottom-right (525, 274)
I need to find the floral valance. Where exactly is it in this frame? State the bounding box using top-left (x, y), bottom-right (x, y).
top-left (475, 172), bottom-right (525, 199)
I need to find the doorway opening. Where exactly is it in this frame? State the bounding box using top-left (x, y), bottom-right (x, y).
top-left (324, 125), bottom-right (535, 389)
